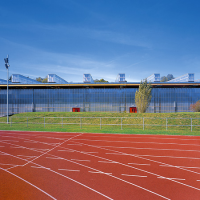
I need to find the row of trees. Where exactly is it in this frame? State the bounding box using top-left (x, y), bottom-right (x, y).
top-left (36, 77), bottom-right (48, 83)
top-left (35, 77), bottom-right (109, 83)
top-left (94, 79), bottom-right (108, 83)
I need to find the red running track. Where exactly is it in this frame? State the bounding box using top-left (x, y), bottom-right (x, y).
top-left (0, 130), bottom-right (200, 200)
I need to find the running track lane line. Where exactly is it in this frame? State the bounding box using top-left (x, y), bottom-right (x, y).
top-left (22, 133), bottom-right (83, 167)
top-left (0, 166), bottom-right (57, 200)
top-left (0, 142), bottom-right (114, 200)
top-left (1, 149), bottom-right (170, 200)
top-left (73, 138), bottom-right (200, 147)
top-left (45, 154), bottom-right (171, 200)
top-left (68, 141), bottom-right (200, 176)
top-left (66, 141), bottom-right (200, 191)
top-left (0, 152), bottom-right (114, 200)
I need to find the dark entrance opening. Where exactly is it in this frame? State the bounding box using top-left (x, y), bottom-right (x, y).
top-left (129, 107), bottom-right (137, 113)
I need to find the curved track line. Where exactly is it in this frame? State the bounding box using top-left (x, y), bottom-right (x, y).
top-left (0, 167), bottom-right (57, 200)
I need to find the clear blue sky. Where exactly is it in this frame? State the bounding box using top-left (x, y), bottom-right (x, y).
top-left (0, 0), bottom-right (200, 82)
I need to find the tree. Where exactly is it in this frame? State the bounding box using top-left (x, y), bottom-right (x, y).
top-left (161, 74), bottom-right (175, 82)
top-left (94, 79), bottom-right (108, 82)
top-left (42, 78), bottom-right (48, 83)
top-left (160, 76), bottom-right (168, 82)
top-left (190, 100), bottom-right (200, 112)
top-left (167, 74), bottom-right (175, 81)
top-left (36, 77), bottom-right (48, 83)
top-left (36, 77), bottom-right (43, 82)
top-left (135, 79), bottom-right (152, 113)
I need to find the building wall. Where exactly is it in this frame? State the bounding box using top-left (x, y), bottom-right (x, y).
top-left (0, 88), bottom-right (200, 116)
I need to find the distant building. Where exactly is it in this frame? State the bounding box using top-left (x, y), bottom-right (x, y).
top-left (0, 73), bottom-right (200, 115)
top-left (116, 73), bottom-right (126, 82)
top-left (146, 73), bottom-right (160, 82)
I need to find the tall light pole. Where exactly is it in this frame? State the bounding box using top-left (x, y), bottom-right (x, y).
top-left (4, 55), bottom-right (9, 124)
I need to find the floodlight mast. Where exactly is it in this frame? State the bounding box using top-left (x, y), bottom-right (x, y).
top-left (4, 55), bottom-right (9, 124)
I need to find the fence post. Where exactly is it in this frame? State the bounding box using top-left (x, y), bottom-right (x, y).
top-left (44, 117), bottom-right (45, 128)
top-left (80, 117), bottom-right (82, 129)
top-left (100, 117), bottom-right (102, 129)
top-left (62, 117), bottom-right (63, 128)
top-left (121, 117), bottom-right (122, 130)
top-left (27, 117), bottom-right (28, 128)
top-left (10, 116), bottom-right (12, 127)
top-left (191, 118), bottom-right (192, 132)
top-left (166, 118), bottom-right (168, 131)
top-left (143, 117), bottom-right (144, 130)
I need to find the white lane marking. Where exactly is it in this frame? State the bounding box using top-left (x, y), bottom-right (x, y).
top-left (106, 153), bottom-right (123, 155)
top-left (24, 141), bottom-right (38, 143)
top-left (100, 145), bottom-right (200, 153)
top-left (74, 141), bottom-right (200, 191)
top-left (10, 146), bottom-right (24, 148)
top-left (0, 141), bottom-right (47, 155)
top-left (42, 164), bottom-right (114, 200)
top-left (73, 138), bottom-right (200, 147)
top-left (67, 144), bottom-right (82, 146)
top-left (157, 176), bottom-right (185, 181)
top-left (139, 154), bottom-right (200, 160)
top-left (98, 161), bottom-right (118, 164)
top-left (0, 146), bottom-right (5, 147)
top-left (160, 165), bottom-right (200, 169)
top-left (31, 166), bottom-right (51, 169)
top-left (0, 140), bottom-right (19, 142)
top-left (74, 134), bottom-right (200, 142)
top-left (46, 157), bottom-right (63, 160)
top-left (7, 135), bottom-right (61, 147)
top-left (17, 155), bottom-right (37, 158)
top-left (50, 155), bottom-right (170, 200)
top-left (81, 151), bottom-right (98, 154)
top-left (35, 136), bottom-right (66, 140)
top-left (0, 163), bottom-right (16, 166)
top-left (23, 133), bottom-right (83, 167)
top-left (128, 163), bottom-right (150, 166)
top-left (58, 169), bottom-right (80, 172)
top-left (197, 180), bottom-right (200, 181)
top-left (0, 166), bottom-right (57, 200)
top-left (29, 148), bottom-right (50, 152)
top-left (88, 171), bottom-right (112, 175)
top-left (58, 150), bottom-right (75, 152)
top-left (71, 159), bottom-right (90, 162)
top-left (121, 174), bottom-right (147, 178)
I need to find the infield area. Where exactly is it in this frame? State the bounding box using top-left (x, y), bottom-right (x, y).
top-left (0, 130), bottom-right (200, 200)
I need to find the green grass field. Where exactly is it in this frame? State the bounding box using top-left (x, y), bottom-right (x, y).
top-left (0, 112), bottom-right (200, 136)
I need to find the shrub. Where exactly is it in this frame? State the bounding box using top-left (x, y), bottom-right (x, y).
top-left (190, 100), bottom-right (200, 112)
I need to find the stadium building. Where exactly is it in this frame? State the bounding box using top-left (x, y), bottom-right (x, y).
top-left (0, 73), bottom-right (200, 116)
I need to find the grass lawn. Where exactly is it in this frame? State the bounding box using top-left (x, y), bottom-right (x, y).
top-left (0, 112), bottom-right (200, 136)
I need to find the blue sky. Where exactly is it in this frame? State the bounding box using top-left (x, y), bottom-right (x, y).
top-left (0, 0), bottom-right (200, 82)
